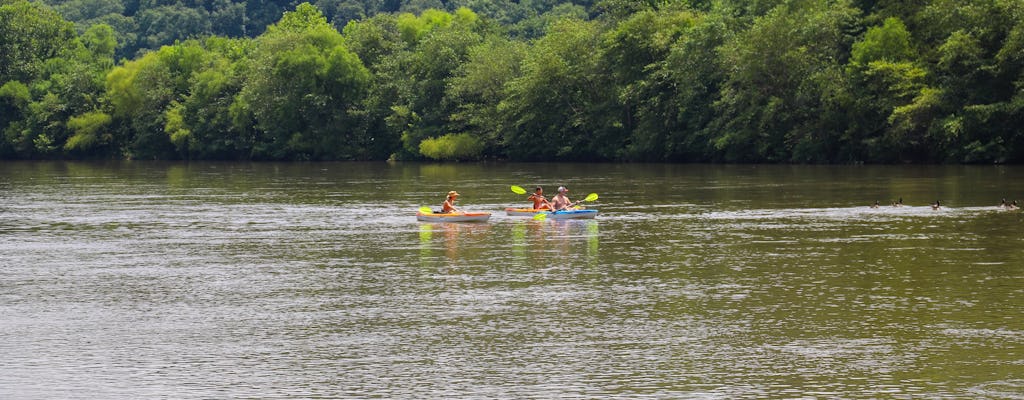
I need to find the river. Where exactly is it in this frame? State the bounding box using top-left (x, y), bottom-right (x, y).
top-left (1, 161), bottom-right (1022, 398)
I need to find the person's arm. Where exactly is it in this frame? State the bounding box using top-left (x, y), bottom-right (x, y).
top-left (447, 199), bottom-right (462, 213)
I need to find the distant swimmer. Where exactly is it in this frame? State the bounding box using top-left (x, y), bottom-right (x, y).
top-left (931, 200), bottom-right (941, 210)
top-left (1000, 198), bottom-right (1019, 210)
top-left (871, 200), bottom-right (880, 209)
top-left (892, 197), bottom-right (904, 207)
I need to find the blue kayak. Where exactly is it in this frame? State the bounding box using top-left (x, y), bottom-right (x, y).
top-left (505, 208), bottom-right (599, 219)
top-left (540, 209), bottom-right (598, 219)
top-left (549, 209), bottom-right (597, 219)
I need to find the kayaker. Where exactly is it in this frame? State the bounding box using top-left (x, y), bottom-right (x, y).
top-left (442, 191), bottom-right (462, 213)
top-left (528, 186), bottom-right (552, 210)
top-left (550, 186), bottom-right (579, 211)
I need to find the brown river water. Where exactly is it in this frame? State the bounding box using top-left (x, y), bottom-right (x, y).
top-left (1, 161), bottom-right (1022, 398)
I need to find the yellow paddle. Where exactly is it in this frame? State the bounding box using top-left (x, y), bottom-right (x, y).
top-left (510, 185), bottom-right (527, 195)
top-left (418, 206), bottom-right (433, 214)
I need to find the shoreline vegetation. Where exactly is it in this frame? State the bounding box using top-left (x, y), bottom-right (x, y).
top-left (3, 0), bottom-right (1024, 164)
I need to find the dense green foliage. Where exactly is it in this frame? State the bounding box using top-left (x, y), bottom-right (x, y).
top-left (4, 0), bottom-right (1024, 162)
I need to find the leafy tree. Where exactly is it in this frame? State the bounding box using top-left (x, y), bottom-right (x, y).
top-left (0, 1), bottom-right (116, 158)
top-left (209, 0), bottom-right (247, 37)
top-left (709, 0), bottom-right (861, 162)
top-left (136, 4), bottom-right (212, 50)
top-left (445, 36), bottom-right (528, 157)
top-left (233, 2), bottom-right (371, 159)
top-left (55, 0), bottom-right (124, 24)
top-left (89, 13), bottom-right (140, 59)
top-left (342, 13), bottom-right (409, 159)
top-left (168, 37), bottom-right (252, 159)
top-left (845, 16), bottom-right (930, 161)
top-left (850, 16), bottom-right (914, 65)
top-left (599, 7), bottom-right (703, 161)
top-left (0, 81), bottom-right (31, 157)
top-left (65, 111), bottom-right (114, 153)
top-left (342, 12), bottom-right (404, 69)
top-left (502, 18), bottom-right (620, 160)
top-left (344, 7), bottom-right (486, 160)
top-left (396, 10), bottom-right (484, 158)
top-left (8, 0), bottom-right (1024, 163)
top-left (0, 0), bottom-right (78, 83)
top-left (106, 40), bottom-right (211, 158)
top-left (419, 132), bottom-right (483, 160)
top-left (508, 3), bottom-right (588, 39)
top-left (923, 0), bottom-right (1024, 162)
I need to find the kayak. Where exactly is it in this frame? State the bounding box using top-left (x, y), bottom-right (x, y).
top-left (545, 209), bottom-right (598, 219)
top-left (505, 208), bottom-right (550, 217)
top-left (416, 211), bottom-right (491, 222)
top-left (505, 208), bottom-right (598, 219)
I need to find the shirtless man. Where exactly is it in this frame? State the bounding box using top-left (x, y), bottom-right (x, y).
top-left (550, 186), bottom-right (578, 211)
top-left (527, 187), bottom-right (552, 210)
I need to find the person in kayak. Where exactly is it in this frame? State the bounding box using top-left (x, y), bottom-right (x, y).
top-left (550, 186), bottom-right (579, 211)
top-left (442, 191), bottom-right (462, 213)
top-left (528, 186), bottom-right (552, 210)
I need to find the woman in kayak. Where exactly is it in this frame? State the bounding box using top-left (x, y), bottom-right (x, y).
top-left (528, 186), bottom-right (552, 210)
top-left (442, 191), bottom-right (462, 213)
top-left (550, 186), bottom-right (579, 211)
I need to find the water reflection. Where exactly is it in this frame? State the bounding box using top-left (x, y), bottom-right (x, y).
top-left (506, 219), bottom-right (600, 267)
top-left (418, 222), bottom-right (492, 265)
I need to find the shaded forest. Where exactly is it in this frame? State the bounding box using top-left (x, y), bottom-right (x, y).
top-left (3, 0), bottom-right (1024, 163)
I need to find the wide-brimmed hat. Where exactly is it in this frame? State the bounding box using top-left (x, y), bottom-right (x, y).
top-left (447, 190), bottom-right (460, 197)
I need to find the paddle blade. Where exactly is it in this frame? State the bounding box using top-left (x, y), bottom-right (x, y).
top-left (419, 206), bottom-right (433, 214)
top-left (584, 193), bottom-right (598, 202)
top-left (532, 212), bottom-right (548, 221)
top-left (511, 185), bottom-right (527, 195)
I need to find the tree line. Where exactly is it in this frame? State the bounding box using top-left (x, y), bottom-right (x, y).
top-left (3, 0), bottom-right (1024, 163)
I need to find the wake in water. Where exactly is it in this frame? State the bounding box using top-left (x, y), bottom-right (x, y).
top-left (607, 203), bottom-right (1021, 223)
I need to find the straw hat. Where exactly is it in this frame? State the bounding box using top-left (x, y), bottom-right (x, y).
top-left (447, 191), bottom-right (460, 197)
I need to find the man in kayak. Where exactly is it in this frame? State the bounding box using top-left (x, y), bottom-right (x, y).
top-left (550, 186), bottom-right (579, 211)
top-left (528, 186), bottom-right (552, 210)
top-left (442, 191), bottom-right (462, 213)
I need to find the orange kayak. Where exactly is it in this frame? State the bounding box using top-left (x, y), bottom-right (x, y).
top-left (416, 212), bottom-right (491, 222)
